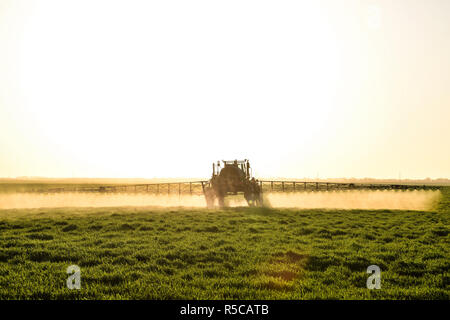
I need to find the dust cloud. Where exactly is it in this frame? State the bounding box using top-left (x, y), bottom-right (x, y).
top-left (263, 190), bottom-right (441, 211)
top-left (0, 190), bottom-right (441, 211)
top-left (0, 193), bottom-right (207, 210)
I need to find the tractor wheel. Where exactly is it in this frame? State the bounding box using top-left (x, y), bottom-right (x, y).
top-left (244, 191), bottom-right (253, 207)
top-left (255, 193), bottom-right (263, 207)
top-left (204, 187), bottom-right (215, 208)
top-left (245, 191), bottom-right (262, 207)
top-left (217, 195), bottom-right (225, 208)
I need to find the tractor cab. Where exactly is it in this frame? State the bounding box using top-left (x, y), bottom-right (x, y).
top-left (212, 159), bottom-right (251, 179)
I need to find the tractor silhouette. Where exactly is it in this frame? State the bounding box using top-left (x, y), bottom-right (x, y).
top-left (203, 159), bottom-right (262, 208)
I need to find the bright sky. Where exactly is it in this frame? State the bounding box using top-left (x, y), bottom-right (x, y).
top-left (0, 0), bottom-right (449, 179)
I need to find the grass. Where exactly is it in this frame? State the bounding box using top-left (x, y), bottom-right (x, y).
top-left (0, 188), bottom-right (448, 299)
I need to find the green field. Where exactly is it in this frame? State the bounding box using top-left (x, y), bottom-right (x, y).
top-left (0, 188), bottom-right (448, 299)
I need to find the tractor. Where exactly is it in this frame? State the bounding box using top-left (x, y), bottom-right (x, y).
top-left (203, 159), bottom-right (263, 208)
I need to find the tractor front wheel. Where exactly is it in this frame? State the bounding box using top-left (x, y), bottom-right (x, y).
top-left (204, 187), bottom-right (215, 208)
top-left (245, 191), bottom-right (263, 207)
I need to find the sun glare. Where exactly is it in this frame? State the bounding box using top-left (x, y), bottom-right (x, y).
top-left (1, 0), bottom-right (449, 178)
top-left (12, 0), bottom-right (339, 178)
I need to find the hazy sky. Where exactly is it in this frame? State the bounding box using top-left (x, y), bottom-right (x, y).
top-left (1, 0), bottom-right (449, 179)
